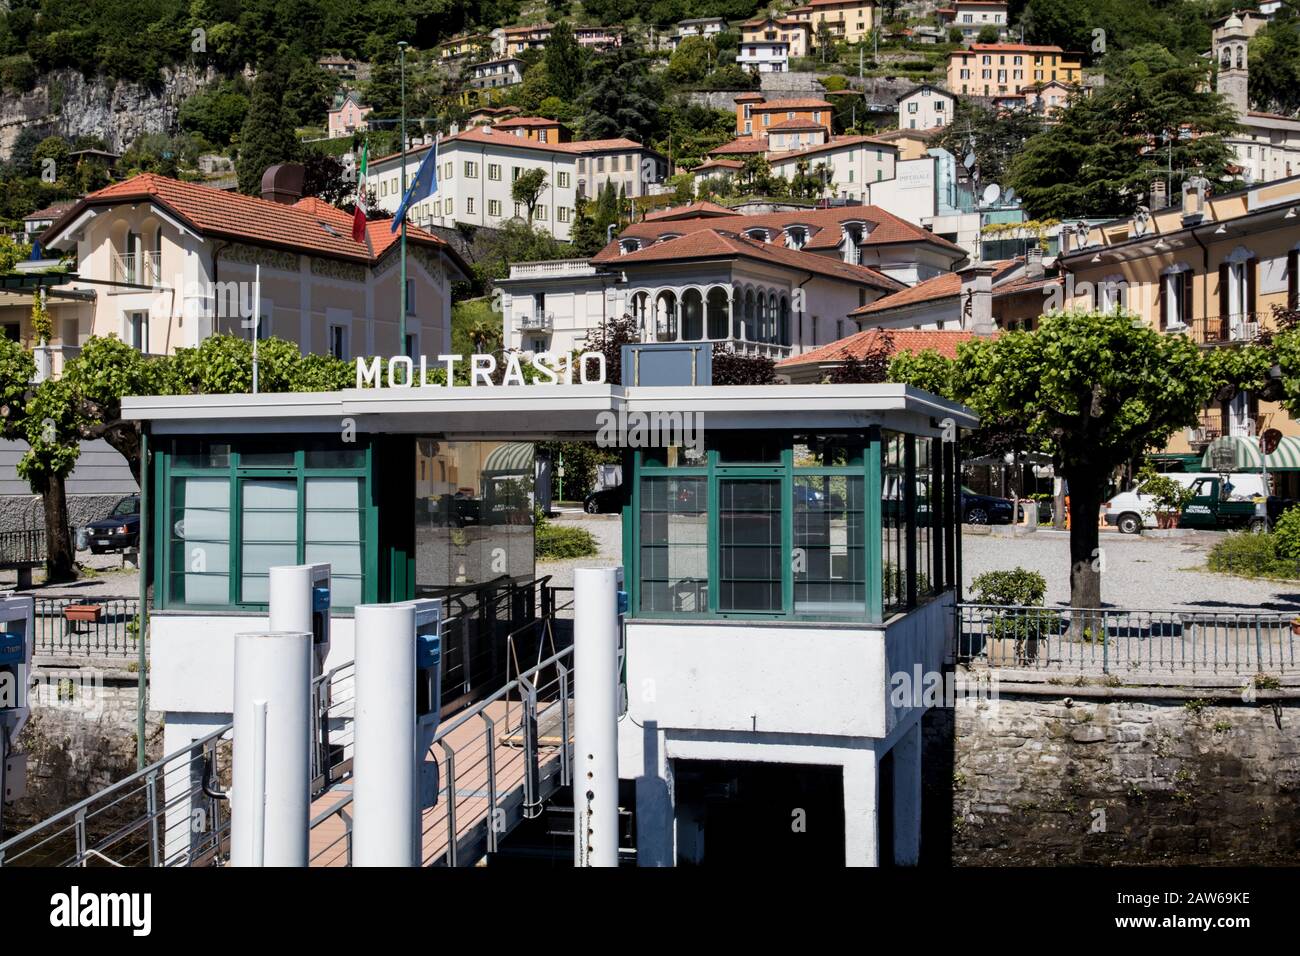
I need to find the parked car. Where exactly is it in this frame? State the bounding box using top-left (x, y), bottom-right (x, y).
top-left (1104, 472), bottom-right (1267, 534)
top-left (960, 487), bottom-right (1016, 525)
top-left (83, 494), bottom-right (140, 554)
top-left (584, 486), bottom-right (624, 514)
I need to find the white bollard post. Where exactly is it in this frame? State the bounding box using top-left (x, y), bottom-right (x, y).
top-left (353, 602), bottom-right (419, 866)
top-left (573, 566), bottom-right (621, 867)
top-left (231, 630), bottom-right (312, 867)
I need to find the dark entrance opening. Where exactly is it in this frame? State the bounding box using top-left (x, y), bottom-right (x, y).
top-left (674, 760), bottom-right (845, 866)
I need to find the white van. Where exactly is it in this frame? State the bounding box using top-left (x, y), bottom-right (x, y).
top-left (1104, 472), bottom-right (1267, 534)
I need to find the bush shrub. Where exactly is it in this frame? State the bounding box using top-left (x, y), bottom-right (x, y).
top-left (536, 522), bottom-right (599, 560)
top-left (1207, 530), bottom-right (1300, 579)
top-left (970, 568), bottom-right (1047, 606)
top-left (1272, 505), bottom-right (1300, 564)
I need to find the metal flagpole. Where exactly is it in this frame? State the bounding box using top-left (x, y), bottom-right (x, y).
top-left (399, 41), bottom-right (410, 371)
top-left (252, 264), bottom-right (260, 393)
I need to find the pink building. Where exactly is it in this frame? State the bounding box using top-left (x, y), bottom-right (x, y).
top-left (328, 91), bottom-right (372, 139)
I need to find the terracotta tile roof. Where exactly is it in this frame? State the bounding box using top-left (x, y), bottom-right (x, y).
top-left (778, 328), bottom-right (988, 368)
top-left (607, 203), bottom-right (967, 257)
top-left (708, 137), bottom-right (770, 155)
top-left (691, 158), bottom-right (745, 172)
top-left (962, 43), bottom-right (1068, 53)
top-left (767, 134), bottom-right (898, 164)
top-left (590, 227), bottom-right (905, 292)
top-left (766, 118), bottom-right (827, 132)
top-left (373, 127), bottom-right (653, 167)
top-left (734, 92), bottom-right (766, 102)
top-left (642, 201), bottom-right (738, 221)
top-left (47, 173), bottom-right (464, 272)
top-left (851, 271), bottom-right (962, 315)
top-left (849, 260), bottom-right (1022, 316)
top-left (494, 116), bottom-right (565, 128)
top-left (753, 97), bottom-right (834, 111)
top-left (871, 127), bottom-right (943, 143)
top-left (23, 201), bottom-right (75, 221)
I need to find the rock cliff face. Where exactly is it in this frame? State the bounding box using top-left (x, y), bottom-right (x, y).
top-left (0, 65), bottom-right (221, 159)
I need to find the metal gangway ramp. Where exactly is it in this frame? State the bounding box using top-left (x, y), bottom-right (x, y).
top-left (0, 578), bottom-right (575, 869)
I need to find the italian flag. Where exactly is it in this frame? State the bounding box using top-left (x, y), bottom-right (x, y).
top-left (351, 141), bottom-right (368, 242)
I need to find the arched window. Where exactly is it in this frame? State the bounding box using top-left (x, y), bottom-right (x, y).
top-left (681, 289), bottom-right (704, 341)
top-left (779, 296), bottom-right (790, 345)
top-left (655, 291), bottom-right (678, 342)
top-left (744, 288), bottom-right (757, 341)
top-left (706, 287), bottom-right (730, 339)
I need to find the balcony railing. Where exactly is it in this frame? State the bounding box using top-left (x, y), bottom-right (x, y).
top-left (1194, 312), bottom-right (1264, 346)
top-left (517, 311), bottom-right (554, 331)
top-left (508, 259), bottom-right (598, 278)
top-left (112, 250), bottom-right (162, 287)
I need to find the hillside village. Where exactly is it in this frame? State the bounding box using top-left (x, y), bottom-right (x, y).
top-left (1, 0), bottom-right (1300, 560)
top-left (5, 0), bottom-right (1300, 882)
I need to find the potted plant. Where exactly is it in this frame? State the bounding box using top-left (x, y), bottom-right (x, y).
top-left (970, 568), bottom-right (1056, 665)
top-left (1141, 472), bottom-right (1197, 530)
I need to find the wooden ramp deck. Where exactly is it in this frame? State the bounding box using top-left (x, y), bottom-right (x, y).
top-left (309, 698), bottom-right (573, 867)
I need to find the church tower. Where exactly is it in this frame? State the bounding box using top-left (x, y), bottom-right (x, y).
top-left (1214, 12), bottom-right (1250, 121)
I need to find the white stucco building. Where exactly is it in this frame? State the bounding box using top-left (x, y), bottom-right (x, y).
top-left (1214, 13), bottom-right (1300, 184)
top-left (896, 84), bottom-right (955, 131)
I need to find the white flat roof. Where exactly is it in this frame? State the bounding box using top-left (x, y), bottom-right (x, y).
top-left (123, 383), bottom-right (978, 439)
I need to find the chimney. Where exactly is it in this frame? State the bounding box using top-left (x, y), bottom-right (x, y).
top-left (260, 162), bottom-right (306, 204)
top-left (1151, 179), bottom-right (1168, 210)
top-left (958, 264), bottom-right (996, 335)
top-left (1026, 245), bottom-right (1044, 279)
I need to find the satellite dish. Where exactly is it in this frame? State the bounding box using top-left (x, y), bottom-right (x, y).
top-left (963, 152), bottom-right (977, 169)
top-left (982, 183), bottom-right (1002, 206)
top-left (1003, 186), bottom-right (1017, 203)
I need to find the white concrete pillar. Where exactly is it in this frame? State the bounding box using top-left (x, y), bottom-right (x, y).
top-left (573, 566), bottom-right (621, 867)
top-left (231, 631), bottom-right (313, 867)
top-left (842, 747), bottom-right (879, 867)
top-left (352, 602), bottom-right (419, 866)
top-left (891, 721), bottom-right (923, 866)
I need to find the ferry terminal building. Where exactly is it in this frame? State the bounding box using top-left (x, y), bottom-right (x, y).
top-left (123, 370), bottom-right (976, 867)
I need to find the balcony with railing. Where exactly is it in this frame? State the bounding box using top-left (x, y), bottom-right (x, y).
top-left (517, 311), bottom-right (555, 332)
top-left (508, 259), bottom-right (598, 279)
top-left (112, 250), bottom-right (163, 287)
top-left (1194, 312), bottom-right (1264, 347)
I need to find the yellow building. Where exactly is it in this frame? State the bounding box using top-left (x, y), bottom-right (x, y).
top-left (786, 0), bottom-right (877, 46)
top-left (739, 16), bottom-right (813, 59)
top-left (1056, 175), bottom-right (1300, 466)
top-left (946, 43), bottom-right (1081, 97)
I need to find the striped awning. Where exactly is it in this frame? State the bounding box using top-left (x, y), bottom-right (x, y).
top-left (481, 441), bottom-right (534, 477)
top-left (1200, 435), bottom-right (1300, 472)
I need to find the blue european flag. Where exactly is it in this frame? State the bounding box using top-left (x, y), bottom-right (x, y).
top-left (391, 141), bottom-right (439, 232)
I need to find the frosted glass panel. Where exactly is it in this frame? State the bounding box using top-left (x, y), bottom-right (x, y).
top-left (306, 478), bottom-right (361, 509)
top-left (241, 479), bottom-right (298, 604)
top-left (169, 476), bottom-right (231, 605)
top-left (305, 543), bottom-right (363, 576)
top-left (305, 478), bottom-right (363, 606)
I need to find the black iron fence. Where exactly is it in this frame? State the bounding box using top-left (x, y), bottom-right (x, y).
top-left (957, 603), bottom-right (1298, 676)
top-left (32, 596), bottom-right (140, 659)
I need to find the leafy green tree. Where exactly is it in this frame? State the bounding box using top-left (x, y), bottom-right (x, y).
top-left (1009, 44), bottom-right (1240, 219)
top-left (0, 235), bottom-right (32, 273)
top-left (936, 99), bottom-right (1044, 189)
top-left (579, 42), bottom-right (665, 143)
top-left (976, 24), bottom-right (1000, 44)
top-left (666, 36), bottom-right (714, 86)
top-left (894, 312), bottom-right (1214, 609)
top-left (1250, 11), bottom-right (1300, 116)
top-left (284, 58), bottom-right (335, 128)
top-left (545, 20), bottom-right (584, 102)
top-left (178, 80), bottom-right (251, 146)
top-left (511, 167), bottom-right (549, 222)
top-left (237, 60), bottom-right (301, 194)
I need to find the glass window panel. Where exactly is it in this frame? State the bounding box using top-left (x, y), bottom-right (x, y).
top-left (169, 476), bottom-right (230, 605)
top-left (172, 439), bottom-right (231, 470)
top-left (793, 474), bottom-right (865, 616)
top-left (639, 475), bottom-right (708, 613)
top-left (305, 446), bottom-right (367, 469)
top-left (241, 479), bottom-right (298, 603)
top-left (915, 440), bottom-right (935, 598)
top-left (306, 477), bottom-right (364, 607)
top-left (239, 445), bottom-right (295, 468)
top-left (881, 432), bottom-right (910, 614)
top-left (713, 433), bottom-right (783, 464)
top-left (718, 478), bottom-right (781, 613)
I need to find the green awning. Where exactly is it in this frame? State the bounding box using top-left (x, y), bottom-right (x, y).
top-left (482, 441), bottom-right (534, 477)
top-left (1200, 435), bottom-right (1300, 472)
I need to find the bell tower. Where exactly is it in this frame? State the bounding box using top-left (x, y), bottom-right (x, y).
top-left (1214, 12), bottom-right (1249, 121)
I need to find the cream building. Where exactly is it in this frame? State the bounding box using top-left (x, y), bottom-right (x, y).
top-left (947, 43), bottom-right (1081, 97)
top-left (787, 0), bottom-right (878, 46)
top-left (2, 171), bottom-right (468, 378)
top-left (896, 84), bottom-right (955, 131)
top-left (368, 123), bottom-right (667, 242)
top-left (1214, 12), bottom-right (1300, 185)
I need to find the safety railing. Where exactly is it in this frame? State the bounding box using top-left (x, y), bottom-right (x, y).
top-left (1195, 311), bottom-right (1265, 346)
top-left (0, 529), bottom-right (45, 566)
top-left (422, 589), bottom-right (575, 867)
top-left (33, 596), bottom-right (140, 659)
top-left (956, 603), bottom-right (1299, 675)
top-left (0, 723), bottom-right (233, 868)
top-left (310, 660), bottom-right (355, 794)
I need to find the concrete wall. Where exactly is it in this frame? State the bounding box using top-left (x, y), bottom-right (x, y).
top-left (951, 691), bottom-right (1300, 864)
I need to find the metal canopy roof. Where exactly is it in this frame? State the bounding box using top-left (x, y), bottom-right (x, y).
top-left (122, 382), bottom-right (979, 440)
